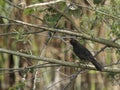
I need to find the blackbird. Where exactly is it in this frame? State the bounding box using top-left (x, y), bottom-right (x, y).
top-left (70, 39), bottom-right (103, 71)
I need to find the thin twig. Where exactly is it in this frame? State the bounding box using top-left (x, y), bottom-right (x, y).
top-left (25, 0), bottom-right (64, 8)
top-left (94, 37), bottom-right (120, 57)
top-left (63, 70), bottom-right (84, 90)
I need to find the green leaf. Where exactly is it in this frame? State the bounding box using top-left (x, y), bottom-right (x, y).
top-left (93, 0), bottom-right (102, 4)
top-left (23, 8), bottom-right (34, 15)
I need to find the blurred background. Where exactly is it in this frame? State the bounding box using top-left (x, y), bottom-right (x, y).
top-left (0, 0), bottom-right (120, 90)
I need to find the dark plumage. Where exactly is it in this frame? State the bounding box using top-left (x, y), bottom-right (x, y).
top-left (70, 39), bottom-right (103, 71)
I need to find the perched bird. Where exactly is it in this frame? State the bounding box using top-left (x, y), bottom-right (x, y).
top-left (70, 39), bottom-right (103, 71)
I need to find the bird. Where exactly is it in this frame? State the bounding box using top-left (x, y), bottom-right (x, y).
top-left (70, 38), bottom-right (103, 71)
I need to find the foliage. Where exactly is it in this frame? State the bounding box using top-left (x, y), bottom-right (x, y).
top-left (0, 0), bottom-right (120, 90)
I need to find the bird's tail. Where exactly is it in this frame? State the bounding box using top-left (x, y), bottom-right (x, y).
top-left (90, 59), bottom-right (103, 71)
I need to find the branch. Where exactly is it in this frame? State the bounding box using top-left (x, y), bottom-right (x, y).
top-left (0, 15), bottom-right (120, 49)
top-left (25, 0), bottom-right (64, 9)
top-left (0, 63), bottom-right (61, 72)
top-left (74, 2), bottom-right (120, 20)
top-left (0, 48), bottom-right (120, 73)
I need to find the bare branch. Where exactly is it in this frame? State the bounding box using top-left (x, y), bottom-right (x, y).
top-left (0, 48), bottom-right (120, 73)
top-left (0, 15), bottom-right (120, 49)
top-left (25, 0), bottom-right (64, 9)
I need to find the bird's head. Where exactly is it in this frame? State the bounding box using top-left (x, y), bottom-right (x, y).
top-left (70, 38), bottom-right (78, 46)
